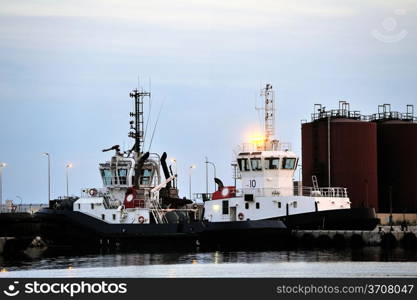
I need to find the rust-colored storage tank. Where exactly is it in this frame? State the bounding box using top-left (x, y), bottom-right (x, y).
top-left (302, 104), bottom-right (378, 210)
top-left (373, 105), bottom-right (417, 213)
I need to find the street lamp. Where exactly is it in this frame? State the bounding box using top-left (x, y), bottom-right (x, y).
top-left (205, 158), bottom-right (216, 193)
top-left (189, 165), bottom-right (196, 200)
top-left (66, 163), bottom-right (73, 198)
top-left (43, 153), bottom-right (51, 203)
top-left (0, 163), bottom-right (6, 211)
top-left (16, 195), bottom-right (22, 212)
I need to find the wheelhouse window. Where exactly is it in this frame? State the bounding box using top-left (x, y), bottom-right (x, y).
top-left (117, 168), bottom-right (128, 185)
top-left (250, 158), bottom-right (262, 171)
top-left (101, 169), bottom-right (113, 185)
top-left (283, 158), bottom-right (297, 170)
top-left (237, 158), bottom-right (251, 172)
top-left (140, 169), bottom-right (152, 185)
top-left (265, 157), bottom-right (280, 170)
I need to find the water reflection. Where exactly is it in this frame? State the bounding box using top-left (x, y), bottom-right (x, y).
top-left (1, 247), bottom-right (417, 274)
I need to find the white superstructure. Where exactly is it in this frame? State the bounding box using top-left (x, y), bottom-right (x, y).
top-left (65, 88), bottom-right (196, 225)
top-left (203, 84), bottom-right (351, 223)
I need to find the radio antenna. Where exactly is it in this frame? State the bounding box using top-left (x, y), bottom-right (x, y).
top-left (148, 99), bottom-right (165, 152)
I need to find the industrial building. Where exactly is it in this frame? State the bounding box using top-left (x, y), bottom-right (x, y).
top-left (301, 102), bottom-right (417, 216)
top-left (371, 104), bottom-right (417, 214)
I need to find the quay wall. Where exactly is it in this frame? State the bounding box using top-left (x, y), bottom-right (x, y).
top-left (292, 226), bottom-right (417, 247)
top-left (377, 213), bottom-right (417, 225)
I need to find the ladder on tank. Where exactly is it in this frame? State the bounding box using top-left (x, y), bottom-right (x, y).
top-left (312, 175), bottom-right (319, 191)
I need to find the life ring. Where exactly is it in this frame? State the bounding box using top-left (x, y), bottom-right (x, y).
top-left (89, 188), bottom-right (98, 197)
top-left (125, 187), bottom-right (136, 203)
top-left (238, 212), bottom-right (244, 221)
top-left (138, 216), bottom-right (145, 224)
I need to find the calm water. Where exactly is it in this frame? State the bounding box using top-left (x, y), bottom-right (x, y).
top-left (1, 248), bottom-right (417, 278)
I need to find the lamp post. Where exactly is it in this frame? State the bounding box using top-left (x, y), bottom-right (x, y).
top-left (16, 195), bottom-right (22, 212)
top-left (43, 153), bottom-right (51, 203)
top-left (66, 163), bottom-right (73, 198)
top-left (205, 158), bottom-right (217, 192)
top-left (205, 157), bottom-right (208, 195)
top-left (0, 163), bottom-right (6, 211)
top-left (189, 165), bottom-right (196, 200)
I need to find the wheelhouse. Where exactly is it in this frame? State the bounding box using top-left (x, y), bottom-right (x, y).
top-left (99, 160), bottom-right (134, 187)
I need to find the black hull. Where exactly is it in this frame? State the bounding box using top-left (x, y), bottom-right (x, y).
top-left (35, 209), bottom-right (200, 251)
top-left (35, 209), bottom-right (289, 251)
top-left (277, 208), bottom-right (380, 230)
top-left (198, 220), bottom-right (290, 250)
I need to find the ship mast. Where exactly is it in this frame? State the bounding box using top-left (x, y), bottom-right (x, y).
top-left (129, 88), bottom-right (151, 188)
top-left (129, 88), bottom-right (151, 155)
top-left (260, 83), bottom-right (277, 149)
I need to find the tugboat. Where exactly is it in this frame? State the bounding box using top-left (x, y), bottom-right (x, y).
top-left (203, 84), bottom-right (379, 230)
top-left (35, 86), bottom-right (288, 251)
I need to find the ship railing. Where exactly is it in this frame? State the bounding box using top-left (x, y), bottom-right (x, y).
top-left (194, 186), bottom-right (348, 201)
top-left (80, 188), bottom-right (108, 198)
top-left (240, 142), bottom-right (292, 152)
top-left (302, 187), bottom-right (348, 198)
top-left (194, 193), bottom-right (212, 202)
top-left (236, 187), bottom-right (348, 198)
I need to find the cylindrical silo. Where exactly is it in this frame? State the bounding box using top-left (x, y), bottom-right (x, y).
top-left (302, 104), bottom-right (378, 210)
top-left (373, 105), bottom-right (417, 213)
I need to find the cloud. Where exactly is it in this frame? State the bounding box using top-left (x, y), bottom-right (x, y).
top-left (0, 0), bottom-right (358, 30)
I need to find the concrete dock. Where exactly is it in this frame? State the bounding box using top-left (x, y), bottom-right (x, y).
top-left (292, 226), bottom-right (417, 248)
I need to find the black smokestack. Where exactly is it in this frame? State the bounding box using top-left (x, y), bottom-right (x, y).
top-left (160, 152), bottom-right (172, 189)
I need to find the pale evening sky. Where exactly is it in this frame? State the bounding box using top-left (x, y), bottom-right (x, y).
top-left (0, 0), bottom-right (416, 204)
